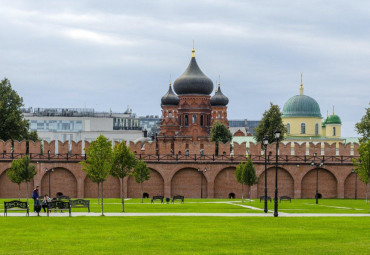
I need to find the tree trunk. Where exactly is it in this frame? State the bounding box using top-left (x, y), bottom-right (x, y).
top-left (18, 184), bottom-right (21, 200)
top-left (101, 182), bottom-right (104, 216)
top-left (121, 178), bottom-right (125, 212)
top-left (249, 185), bottom-right (251, 203)
top-left (97, 182), bottom-right (100, 205)
top-left (26, 182), bottom-right (29, 203)
top-left (141, 182), bottom-right (143, 203)
top-left (241, 183), bottom-right (244, 203)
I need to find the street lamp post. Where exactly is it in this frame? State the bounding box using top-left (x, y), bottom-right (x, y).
top-left (44, 168), bottom-right (54, 196)
top-left (274, 129), bottom-right (281, 217)
top-left (352, 169), bottom-right (358, 200)
top-left (198, 168), bottom-right (207, 199)
top-left (263, 136), bottom-right (269, 213)
top-left (311, 153), bottom-right (324, 204)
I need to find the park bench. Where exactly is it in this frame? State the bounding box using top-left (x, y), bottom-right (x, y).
top-left (70, 199), bottom-right (90, 212)
top-left (57, 195), bottom-right (70, 200)
top-left (172, 195), bottom-right (184, 204)
top-left (4, 200), bottom-right (29, 216)
top-left (259, 196), bottom-right (272, 203)
top-left (47, 200), bottom-right (71, 217)
top-left (279, 196), bottom-right (291, 203)
top-left (151, 196), bottom-right (164, 204)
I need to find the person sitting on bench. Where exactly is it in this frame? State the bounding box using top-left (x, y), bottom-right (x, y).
top-left (42, 194), bottom-right (51, 213)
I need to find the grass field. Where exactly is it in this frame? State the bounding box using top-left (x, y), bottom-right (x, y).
top-left (1, 198), bottom-right (370, 214)
top-left (1, 217), bottom-right (370, 254)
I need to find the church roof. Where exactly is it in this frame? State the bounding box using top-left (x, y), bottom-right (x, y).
top-left (161, 83), bottom-right (179, 106)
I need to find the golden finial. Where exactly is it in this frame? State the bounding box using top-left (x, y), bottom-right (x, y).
top-left (218, 75), bottom-right (221, 88)
top-left (299, 73), bottom-right (304, 95)
top-left (192, 40), bottom-right (195, 57)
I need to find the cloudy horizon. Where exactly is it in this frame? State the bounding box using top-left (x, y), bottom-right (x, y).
top-left (1, 0), bottom-right (369, 137)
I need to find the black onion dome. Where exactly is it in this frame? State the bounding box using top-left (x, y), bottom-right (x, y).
top-left (210, 84), bottom-right (229, 106)
top-left (161, 83), bottom-right (179, 106)
top-left (173, 49), bottom-right (214, 95)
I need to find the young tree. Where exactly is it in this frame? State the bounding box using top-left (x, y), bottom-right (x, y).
top-left (235, 162), bottom-right (245, 202)
top-left (243, 157), bottom-right (258, 203)
top-left (20, 155), bottom-right (37, 203)
top-left (8, 159), bottom-right (24, 200)
top-left (353, 140), bottom-right (370, 209)
top-left (355, 104), bottom-right (370, 143)
top-left (111, 141), bottom-right (137, 212)
top-left (254, 103), bottom-right (286, 144)
top-left (132, 160), bottom-right (150, 203)
top-left (80, 135), bottom-right (112, 215)
top-left (0, 78), bottom-right (38, 141)
top-left (211, 121), bottom-right (232, 156)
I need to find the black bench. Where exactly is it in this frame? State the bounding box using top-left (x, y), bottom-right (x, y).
top-left (151, 196), bottom-right (164, 204)
top-left (57, 195), bottom-right (70, 200)
top-left (70, 199), bottom-right (90, 212)
top-left (259, 196), bottom-right (272, 202)
top-left (47, 200), bottom-right (71, 216)
top-left (4, 200), bottom-right (29, 216)
top-left (172, 195), bottom-right (184, 204)
top-left (279, 196), bottom-right (291, 203)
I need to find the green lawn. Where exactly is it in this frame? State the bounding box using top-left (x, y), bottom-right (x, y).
top-left (1, 198), bottom-right (369, 214)
top-left (1, 217), bottom-right (370, 254)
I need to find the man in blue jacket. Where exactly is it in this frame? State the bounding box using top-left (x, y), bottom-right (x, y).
top-left (32, 185), bottom-right (40, 212)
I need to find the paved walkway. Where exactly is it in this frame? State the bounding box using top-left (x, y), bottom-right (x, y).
top-left (2, 212), bottom-right (370, 217)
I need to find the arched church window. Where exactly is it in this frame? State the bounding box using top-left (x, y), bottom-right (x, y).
top-left (315, 123), bottom-right (319, 135)
top-left (286, 123), bottom-right (290, 134)
top-left (200, 115), bottom-right (204, 126)
top-left (333, 127), bottom-right (336, 136)
top-left (168, 112), bottom-right (173, 118)
top-left (218, 112), bottom-right (221, 118)
top-left (301, 123), bottom-right (306, 134)
top-left (192, 115), bottom-right (197, 124)
top-left (185, 115), bottom-right (188, 126)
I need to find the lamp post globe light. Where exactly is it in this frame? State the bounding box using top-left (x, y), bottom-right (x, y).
top-left (311, 153), bottom-right (324, 204)
top-left (44, 168), bottom-right (54, 197)
top-left (263, 136), bottom-right (269, 213)
top-left (198, 168), bottom-right (207, 199)
top-left (274, 129), bottom-right (281, 217)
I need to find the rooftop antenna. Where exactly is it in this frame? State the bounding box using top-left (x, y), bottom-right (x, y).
top-left (333, 105), bottom-right (335, 115)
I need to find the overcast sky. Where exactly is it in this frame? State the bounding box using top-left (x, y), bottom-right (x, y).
top-left (0, 0), bottom-right (369, 137)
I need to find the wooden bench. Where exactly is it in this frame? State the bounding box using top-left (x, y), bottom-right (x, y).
top-left (47, 200), bottom-right (71, 217)
top-left (259, 196), bottom-right (272, 203)
top-left (172, 195), bottom-right (184, 204)
top-left (70, 199), bottom-right (90, 212)
top-left (151, 196), bottom-right (164, 204)
top-left (4, 200), bottom-right (29, 216)
top-left (279, 196), bottom-right (291, 203)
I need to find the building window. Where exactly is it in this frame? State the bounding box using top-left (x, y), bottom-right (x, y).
top-left (286, 123), bottom-right (290, 134)
top-left (168, 112), bottom-right (173, 118)
top-left (315, 123), bottom-right (319, 135)
top-left (333, 127), bottom-right (336, 136)
top-left (218, 113), bottom-right (221, 118)
top-left (301, 123), bottom-right (306, 134)
top-left (179, 115), bottom-right (181, 125)
top-left (200, 115), bottom-right (204, 126)
top-left (192, 115), bottom-right (197, 124)
top-left (184, 115), bottom-right (188, 126)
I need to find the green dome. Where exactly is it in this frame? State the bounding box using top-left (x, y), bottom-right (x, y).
top-left (282, 95), bottom-right (322, 118)
top-left (326, 114), bottom-right (341, 124)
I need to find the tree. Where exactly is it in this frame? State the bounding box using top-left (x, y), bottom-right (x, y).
top-left (111, 141), bottom-right (137, 212)
top-left (8, 159), bottom-right (24, 200)
top-left (355, 104), bottom-right (370, 143)
top-left (243, 157), bottom-right (258, 203)
top-left (80, 135), bottom-right (112, 215)
top-left (211, 121), bottom-right (232, 156)
top-left (17, 155), bottom-right (37, 203)
top-left (353, 140), bottom-right (370, 210)
top-left (0, 78), bottom-right (38, 141)
top-left (132, 160), bottom-right (150, 203)
top-left (254, 103), bottom-right (286, 144)
top-left (235, 162), bottom-right (245, 202)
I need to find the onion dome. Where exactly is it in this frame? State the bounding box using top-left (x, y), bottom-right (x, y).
top-left (326, 108), bottom-right (342, 124)
top-left (282, 81), bottom-right (322, 118)
top-left (161, 82), bottom-right (179, 106)
top-left (173, 49), bottom-right (214, 95)
top-left (210, 83), bottom-right (229, 106)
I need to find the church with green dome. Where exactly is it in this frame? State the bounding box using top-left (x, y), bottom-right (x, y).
top-left (281, 77), bottom-right (343, 142)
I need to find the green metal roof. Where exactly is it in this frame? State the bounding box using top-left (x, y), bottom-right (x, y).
top-left (282, 95), bottom-right (322, 118)
top-left (326, 114), bottom-right (342, 124)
